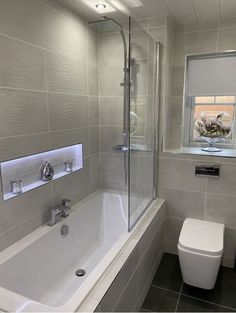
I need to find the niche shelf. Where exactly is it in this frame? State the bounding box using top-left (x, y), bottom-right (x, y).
top-left (1, 144), bottom-right (83, 201)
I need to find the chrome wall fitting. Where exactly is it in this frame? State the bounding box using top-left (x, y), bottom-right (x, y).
top-left (11, 180), bottom-right (23, 194)
top-left (41, 161), bottom-right (54, 181)
top-left (64, 161), bottom-right (73, 173)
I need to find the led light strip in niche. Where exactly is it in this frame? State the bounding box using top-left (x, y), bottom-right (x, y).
top-left (0, 144), bottom-right (83, 201)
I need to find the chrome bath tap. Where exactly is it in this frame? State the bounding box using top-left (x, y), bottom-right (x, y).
top-left (48, 199), bottom-right (71, 226)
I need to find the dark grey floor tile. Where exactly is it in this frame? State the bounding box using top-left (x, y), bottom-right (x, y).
top-left (142, 286), bottom-right (178, 312)
top-left (152, 253), bottom-right (183, 292)
top-left (177, 295), bottom-right (235, 312)
top-left (182, 267), bottom-right (236, 310)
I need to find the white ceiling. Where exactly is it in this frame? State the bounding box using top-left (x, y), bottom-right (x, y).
top-left (58, 0), bottom-right (236, 23)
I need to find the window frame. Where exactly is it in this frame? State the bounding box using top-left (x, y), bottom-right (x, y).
top-left (183, 52), bottom-right (236, 149)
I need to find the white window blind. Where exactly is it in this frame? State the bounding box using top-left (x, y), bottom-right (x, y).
top-left (186, 53), bottom-right (236, 96)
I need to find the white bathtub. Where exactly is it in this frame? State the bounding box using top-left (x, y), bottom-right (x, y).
top-left (0, 190), bottom-right (152, 312)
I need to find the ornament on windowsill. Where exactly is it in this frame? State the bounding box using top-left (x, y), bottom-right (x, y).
top-left (195, 112), bottom-right (232, 152)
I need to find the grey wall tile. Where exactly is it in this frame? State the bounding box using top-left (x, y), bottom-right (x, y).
top-left (87, 28), bottom-right (98, 66)
top-left (46, 51), bottom-right (87, 94)
top-left (101, 153), bottom-right (124, 182)
top-left (0, 35), bottom-right (46, 90)
top-left (164, 125), bottom-right (182, 150)
top-left (89, 126), bottom-right (100, 155)
top-left (100, 97), bottom-right (123, 126)
top-left (175, 21), bottom-right (218, 33)
top-left (219, 17), bottom-right (236, 29)
top-left (0, 89), bottom-right (48, 137)
top-left (39, 0), bottom-right (79, 18)
top-left (48, 93), bottom-right (88, 131)
top-left (158, 187), bottom-right (205, 219)
top-left (149, 17), bottom-right (167, 29)
top-left (130, 30), bottom-right (149, 61)
top-left (148, 27), bottom-right (166, 46)
top-left (100, 126), bottom-right (123, 153)
top-left (130, 155), bottom-right (150, 185)
top-left (0, 0), bottom-right (45, 47)
top-left (88, 63), bottom-right (98, 96)
top-left (136, 18), bottom-right (149, 30)
top-left (206, 163), bottom-right (236, 197)
top-left (0, 133), bottom-right (50, 162)
top-left (101, 178), bottom-right (126, 191)
top-left (44, 5), bottom-right (86, 59)
top-left (89, 154), bottom-right (100, 186)
top-left (165, 27), bottom-right (174, 65)
top-left (218, 27), bottom-right (236, 51)
top-left (158, 158), bottom-right (207, 192)
top-left (88, 96), bottom-right (99, 126)
top-left (99, 66), bottom-right (123, 96)
top-left (50, 128), bottom-right (89, 156)
top-left (0, 184), bottom-right (52, 235)
top-left (173, 30), bottom-right (217, 66)
top-left (161, 61), bottom-right (172, 96)
top-left (171, 66), bottom-right (184, 96)
top-left (169, 96), bottom-right (183, 125)
top-left (133, 60), bottom-right (149, 96)
top-left (52, 158), bottom-right (89, 205)
top-left (205, 194), bottom-right (236, 228)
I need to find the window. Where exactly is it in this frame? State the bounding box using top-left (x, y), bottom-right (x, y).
top-left (183, 52), bottom-right (236, 148)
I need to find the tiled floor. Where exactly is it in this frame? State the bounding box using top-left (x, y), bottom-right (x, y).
top-left (141, 253), bottom-right (236, 312)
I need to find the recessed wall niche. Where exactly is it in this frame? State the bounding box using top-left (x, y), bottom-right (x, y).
top-left (1, 144), bottom-right (83, 201)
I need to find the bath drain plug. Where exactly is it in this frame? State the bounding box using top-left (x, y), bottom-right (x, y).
top-left (75, 269), bottom-right (86, 277)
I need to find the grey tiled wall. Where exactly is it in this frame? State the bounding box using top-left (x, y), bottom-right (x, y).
top-left (0, 0), bottom-right (99, 251)
top-left (136, 16), bottom-right (236, 268)
top-left (157, 17), bottom-right (236, 267)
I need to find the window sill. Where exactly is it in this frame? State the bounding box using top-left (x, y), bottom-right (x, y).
top-left (163, 147), bottom-right (236, 158)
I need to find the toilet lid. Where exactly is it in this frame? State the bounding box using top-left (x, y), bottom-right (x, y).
top-left (178, 218), bottom-right (225, 256)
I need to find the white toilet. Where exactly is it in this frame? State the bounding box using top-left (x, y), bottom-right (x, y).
top-left (178, 218), bottom-right (225, 290)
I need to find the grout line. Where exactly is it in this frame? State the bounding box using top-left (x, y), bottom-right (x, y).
top-left (43, 47), bottom-right (51, 148)
top-left (150, 284), bottom-right (180, 295)
top-left (204, 178), bottom-right (207, 220)
top-left (0, 29), bottom-right (86, 62)
top-left (175, 281), bottom-right (183, 312)
top-left (180, 293), bottom-right (236, 312)
top-left (0, 85), bottom-right (98, 97)
top-left (85, 28), bottom-right (91, 159)
top-left (190, 0), bottom-right (200, 23)
top-left (0, 126), bottom-right (91, 141)
top-left (216, 0), bottom-right (220, 52)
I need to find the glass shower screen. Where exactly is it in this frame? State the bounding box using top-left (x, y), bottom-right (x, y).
top-left (128, 17), bottom-right (158, 229)
top-left (91, 16), bottom-right (158, 232)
